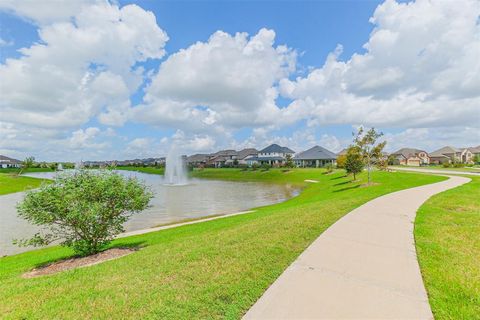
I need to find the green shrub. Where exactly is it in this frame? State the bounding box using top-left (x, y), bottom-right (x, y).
top-left (15, 170), bottom-right (153, 256)
top-left (324, 163), bottom-right (334, 174)
top-left (261, 163), bottom-right (271, 171)
top-left (442, 162), bottom-right (451, 168)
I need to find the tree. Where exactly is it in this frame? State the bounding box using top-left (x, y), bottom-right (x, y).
top-left (18, 156), bottom-right (35, 175)
top-left (345, 146), bottom-right (364, 181)
top-left (353, 127), bottom-right (386, 185)
top-left (285, 154), bottom-right (294, 168)
top-left (15, 170), bottom-right (153, 256)
top-left (324, 162), bottom-right (334, 174)
top-left (336, 154), bottom-right (346, 169)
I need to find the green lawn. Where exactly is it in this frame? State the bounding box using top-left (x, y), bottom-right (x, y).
top-left (0, 169), bottom-right (445, 319)
top-left (415, 176), bottom-right (480, 319)
top-left (116, 166), bottom-right (165, 175)
top-left (0, 167), bottom-right (54, 174)
top-left (0, 173), bottom-right (46, 195)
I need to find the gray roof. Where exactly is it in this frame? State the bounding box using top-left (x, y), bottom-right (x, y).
top-left (0, 155), bottom-right (21, 163)
top-left (337, 148), bottom-right (348, 156)
top-left (260, 144), bottom-right (294, 154)
top-left (210, 149), bottom-right (237, 157)
top-left (237, 148), bottom-right (258, 160)
top-left (390, 148), bottom-right (427, 158)
top-left (430, 146), bottom-right (461, 157)
top-left (186, 154), bottom-right (210, 163)
top-left (248, 156), bottom-right (285, 161)
top-left (469, 145), bottom-right (480, 153)
top-left (294, 145), bottom-right (337, 160)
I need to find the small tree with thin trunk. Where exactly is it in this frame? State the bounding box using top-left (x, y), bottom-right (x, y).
top-left (353, 127), bottom-right (386, 185)
top-left (345, 146), bottom-right (364, 181)
top-left (15, 170), bottom-right (153, 256)
top-left (18, 156), bottom-right (35, 175)
top-left (285, 154), bottom-right (294, 168)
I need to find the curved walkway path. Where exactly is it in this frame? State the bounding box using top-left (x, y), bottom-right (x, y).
top-left (244, 175), bottom-right (470, 319)
top-left (391, 166), bottom-right (480, 176)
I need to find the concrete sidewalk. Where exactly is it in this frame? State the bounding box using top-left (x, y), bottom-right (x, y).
top-left (244, 175), bottom-right (470, 319)
top-left (391, 166), bottom-right (480, 176)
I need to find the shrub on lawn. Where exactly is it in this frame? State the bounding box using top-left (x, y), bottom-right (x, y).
top-left (15, 170), bottom-right (153, 256)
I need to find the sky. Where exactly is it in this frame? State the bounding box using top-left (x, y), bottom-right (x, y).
top-left (0, 0), bottom-right (479, 161)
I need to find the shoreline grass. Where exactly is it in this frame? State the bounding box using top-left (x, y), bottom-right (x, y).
top-left (0, 173), bottom-right (47, 195)
top-left (415, 176), bottom-right (480, 319)
top-left (1, 169), bottom-right (445, 319)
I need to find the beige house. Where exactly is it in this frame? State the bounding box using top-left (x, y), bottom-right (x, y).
top-left (390, 148), bottom-right (430, 166)
top-left (429, 146), bottom-right (475, 164)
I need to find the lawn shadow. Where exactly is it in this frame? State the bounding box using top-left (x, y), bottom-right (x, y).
top-left (333, 180), bottom-right (351, 186)
top-left (330, 175), bottom-right (348, 180)
top-left (333, 184), bottom-right (360, 192)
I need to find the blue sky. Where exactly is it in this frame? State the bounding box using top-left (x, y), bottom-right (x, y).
top-left (0, 0), bottom-right (478, 161)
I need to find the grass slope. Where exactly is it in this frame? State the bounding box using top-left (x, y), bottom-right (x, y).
top-left (0, 173), bottom-right (46, 195)
top-left (115, 166), bottom-right (165, 175)
top-left (0, 169), bottom-right (444, 319)
top-left (415, 176), bottom-right (480, 319)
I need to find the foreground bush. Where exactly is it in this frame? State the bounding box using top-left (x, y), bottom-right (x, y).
top-left (15, 170), bottom-right (153, 256)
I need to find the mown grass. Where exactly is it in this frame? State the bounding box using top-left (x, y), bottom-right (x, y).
top-left (0, 169), bottom-right (445, 319)
top-left (0, 167), bottom-right (54, 174)
top-left (115, 166), bottom-right (165, 175)
top-left (415, 176), bottom-right (480, 319)
top-left (0, 173), bottom-right (46, 195)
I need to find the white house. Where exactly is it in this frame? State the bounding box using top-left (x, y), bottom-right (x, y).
top-left (0, 155), bottom-right (21, 168)
top-left (246, 144), bottom-right (295, 166)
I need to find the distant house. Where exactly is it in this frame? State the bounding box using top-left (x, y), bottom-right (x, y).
top-left (337, 148), bottom-right (348, 156)
top-left (246, 144), bottom-right (295, 166)
top-left (294, 146), bottom-right (337, 167)
top-left (390, 148), bottom-right (430, 166)
top-left (470, 145), bottom-right (480, 160)
top-left (186, 154), bottom-right (210, 167)
top-left (236, 148), bottom-right (258, 165)
top-left (0, 155), bottom-right (21, 168)
top-left (207, 150), bottom-right (238, 167)
top-left (430, 146), bottom-right (475, 164)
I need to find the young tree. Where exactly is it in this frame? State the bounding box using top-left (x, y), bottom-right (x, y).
top-left (353, 127), bottom-right (386, 185)
top-left (345, 146), bottom-right (364, 181)
top-left (285, 154), bottom-right (295, 168)
top-left (336, 154), bottom-right (346, 169)
top-left (15, 170), bottom-right (153, 256)
top-left (18, 156), bottom-right (35, 175)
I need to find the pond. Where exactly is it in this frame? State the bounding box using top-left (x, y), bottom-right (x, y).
top-left (0, 170), bottom-right (300, 256)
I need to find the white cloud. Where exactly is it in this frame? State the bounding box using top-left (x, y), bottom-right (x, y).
top-left (0, 0), bottom-right (99, 25)
top-left (134, 28), bottom-right (297, 132)
top-left (280, 0), bottom-right (480, 129)
top-left (0, 2), bottom-right (168, 159)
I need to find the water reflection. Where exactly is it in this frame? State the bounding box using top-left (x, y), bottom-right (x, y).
top-left (0, 170), bottom-right (299, 256)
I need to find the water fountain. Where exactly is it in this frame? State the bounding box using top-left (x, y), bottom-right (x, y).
top-left (57, 163), bottom-right (63, 171)
top-left (164, 147), bottom-right (188, 185)
top-left (75, 161), bottom-right (84, 170)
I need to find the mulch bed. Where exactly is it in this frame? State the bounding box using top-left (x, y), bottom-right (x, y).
top-left (23, 247), bottom-right (136, 278)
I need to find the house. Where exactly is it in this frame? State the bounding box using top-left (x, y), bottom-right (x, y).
top-left (207, 150), bottom-right (238, 167)
top-left (186, 154), bottom-right (210, 167)
top-left (429, 146), bottom-right (473, 164)
top-left (0, 155), bottom-right (21, 168)
top-left (390, 148), bottom-right (430, 166)
top-left (469, 145), bottom-right (480, 162)
top-left (246, 144), bottom-right (295, 167)
top-left (294, 145), bottom-right (337, 167)
top-left (236, 148), bottom-right (258, 165)
top-left (337, 148), bottom-right (348, 156)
